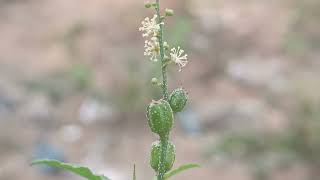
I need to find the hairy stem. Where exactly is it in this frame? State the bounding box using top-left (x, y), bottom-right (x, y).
top-left (158, 134), bottom-right (169, 180)
top-left (156, 0), bottom-right (169, 101)
top-left (155, 0), bottom-right (169, 180)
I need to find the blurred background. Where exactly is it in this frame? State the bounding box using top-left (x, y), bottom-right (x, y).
top-left (0, 0), bottom-right (319, 179)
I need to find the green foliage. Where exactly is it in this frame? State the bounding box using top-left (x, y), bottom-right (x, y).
top-left (164, 164), bottom-right (200, 179)
top-left (31, 159), bottom-right (110, 180)
top-left (152, 164), bottom-right (200, 180)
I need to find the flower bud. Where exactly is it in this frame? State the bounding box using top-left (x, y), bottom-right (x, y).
top-left (163, 42), bottom-right (170, 50)
top-left (150, 141), bottom-right (176, 173)
top-left (169, 88), bottom-right (188, 113)
top-left (164, 55), bottom-right (170, 62)
top-left (165, 8), bottom-right (174, 16)
top-left (147, 99), bottom-right (174, 137)
top-left (151, 77), bottom-right (158, 85)
top-left (144, 2), bottom-right (152, 8)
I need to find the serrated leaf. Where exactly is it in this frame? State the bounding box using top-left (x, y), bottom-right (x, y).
top-left (164, 164), bottom-right (200, 179)
top-left (31, 159), bottom-right (111, 180)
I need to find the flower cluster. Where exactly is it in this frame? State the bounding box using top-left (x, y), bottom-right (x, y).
top-left (139, 12), bottom-right (188, 71)
top-left (170, 47), bottom-right (188, 71)
top-left (144, 37), bottom-right (160, 62)
top-left (139, 15), bottom-right (162, 37)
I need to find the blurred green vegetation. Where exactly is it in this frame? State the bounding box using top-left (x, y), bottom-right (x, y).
top-left (283, 0), bottom-right (320, 59)
top-left (68, 64), bottom-right (93, 91)
top-left (62, 21), bottom-right (87, 58)
top-left (166, 16), bottom-right (192, 48)
top-left (207, 93), bottom-right (320, 180)
top-left (22, 63), bottom-right (93, 104)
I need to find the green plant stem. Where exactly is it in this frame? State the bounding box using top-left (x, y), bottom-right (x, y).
top-left (133, 164), bottom-right (136, 180)
top-left (155, 0), bottom-right (169, 101)
top-left (158, 134), bottom-right (169, 180)
top-left (155, 1), bottom-right (170, 180)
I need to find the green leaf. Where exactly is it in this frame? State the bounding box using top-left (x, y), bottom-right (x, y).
top-left (164, 164), bottom-right (200, 179)
top-left (31, 159), bottom-right (111, 180)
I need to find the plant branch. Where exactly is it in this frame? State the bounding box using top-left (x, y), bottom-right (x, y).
top-left (155, 1), bottom-right (170, 180)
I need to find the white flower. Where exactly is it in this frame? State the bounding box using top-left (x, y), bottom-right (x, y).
top-left (170, 46), bottom-right (188, 71)
top-left (139, 15), bottom-right (162, 37)
top-left (144, 37), bottom-right (160, 62)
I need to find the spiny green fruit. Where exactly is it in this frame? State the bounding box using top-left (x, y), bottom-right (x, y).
top-left (169, 88), bottom-right (188, 113)
top-left (147, 99), bottom-right (174, 137)
top-left (150, 141), bottom-right (176, 173)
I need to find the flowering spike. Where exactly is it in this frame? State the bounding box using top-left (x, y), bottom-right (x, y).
top-left (139, 1), bottom-right (193, 179)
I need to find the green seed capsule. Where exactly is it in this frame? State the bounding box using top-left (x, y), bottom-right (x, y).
top-left (147, 99), bottom-right (174, 137)
top-left (150, 141), bottom-right (176, 173)
top-left (169, 88), bottom-right (188, 113)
